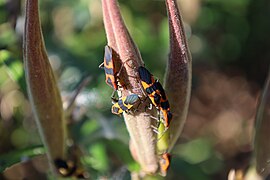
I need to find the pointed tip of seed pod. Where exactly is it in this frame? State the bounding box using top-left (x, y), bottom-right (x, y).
top-left (164, 0), bottom-right (192, 152)
top-left (102, 0), bottom-right (143, 66)
top-left (24, 0), bottom-right (66, 169)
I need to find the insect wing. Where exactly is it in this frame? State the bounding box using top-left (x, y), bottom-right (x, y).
top-left (104, 45), bottom-right (113, 66)
top-left (161, 109), bottom-right (172, 127)
top-left (111, 94), bottom-right (139, 115)
top-left (138, 66), bottom-right (154, 85)
top-left (153, 93), bottom-right (161, 106)
top-left (160, 101), bottom-right (170, 111)
top-left (124, 94), bottom-right (139, 105)
top-left (153, 81), bottom-right (167, 100)
top-left (103, 45), bottom-right (118, 90)
top-left (111, 97), bottom-right (129, 115)
top-left (118, 98), bottom-right (129, 111)
top-left (146, 86), bottom-right (155, 95)
top-left (106, 77), bottom-right (116, 89)
top-left (167, 111), bottom-right (173, 125)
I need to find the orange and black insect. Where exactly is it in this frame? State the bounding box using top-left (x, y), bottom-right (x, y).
top-left (100, 45), bottom-right (118, 90)
top-left (152, 81), bottom-right (173, 127)
top-left (138, 66), bottom-right (161, 106)
top-left (54, 158), bottom-right (88, 179)
top-left (159, 153), bottom-right (171, 176)
top-left (112, 94), bottom-right (140, 115)
top-left (138, 66), bottom-right (172, 127)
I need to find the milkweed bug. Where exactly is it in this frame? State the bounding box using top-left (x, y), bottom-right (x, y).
top-left (148, 81), bottom-right (172, 127)
top-left (138, 66), bottom-right (161, 107)
top-left (54, 158), bottom-right (88, 179)
top-left (100, 45), bottom-right (135, 90)
top-left (138, 66), bottom-right (172, 128)
top-left (111, 94), bottom-right (140, 115)
top-left (99, 45), bottom-right (118, 90)
top-left (159, 153), bottom-right (171, 176)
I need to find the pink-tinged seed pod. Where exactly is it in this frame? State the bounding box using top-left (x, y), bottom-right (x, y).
top-left (24, 0), bottom-right (67, 173)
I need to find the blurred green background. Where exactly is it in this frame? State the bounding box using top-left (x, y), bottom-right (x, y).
top-left (0, 0), bottom-right (270, 179)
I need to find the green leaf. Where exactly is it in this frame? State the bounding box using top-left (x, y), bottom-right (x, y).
top-left (0, 145), bottom-right (44, 172)
top-left (0, 50), bottom-right (24, 82)
top-left (107, 139), bottom-right (140, 172)
top-left (86, 142), bottom-right (109, 173)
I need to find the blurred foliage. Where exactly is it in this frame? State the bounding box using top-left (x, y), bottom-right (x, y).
top-left (0, 0), bottom-right (269, 179)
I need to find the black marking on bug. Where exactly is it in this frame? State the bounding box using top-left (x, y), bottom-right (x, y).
top-left (138, 66), bottom-right (153, 84)
top-left (118, 99), bottom-right (128, 111)
top-left (104, 45), bottom-right (112, 65)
